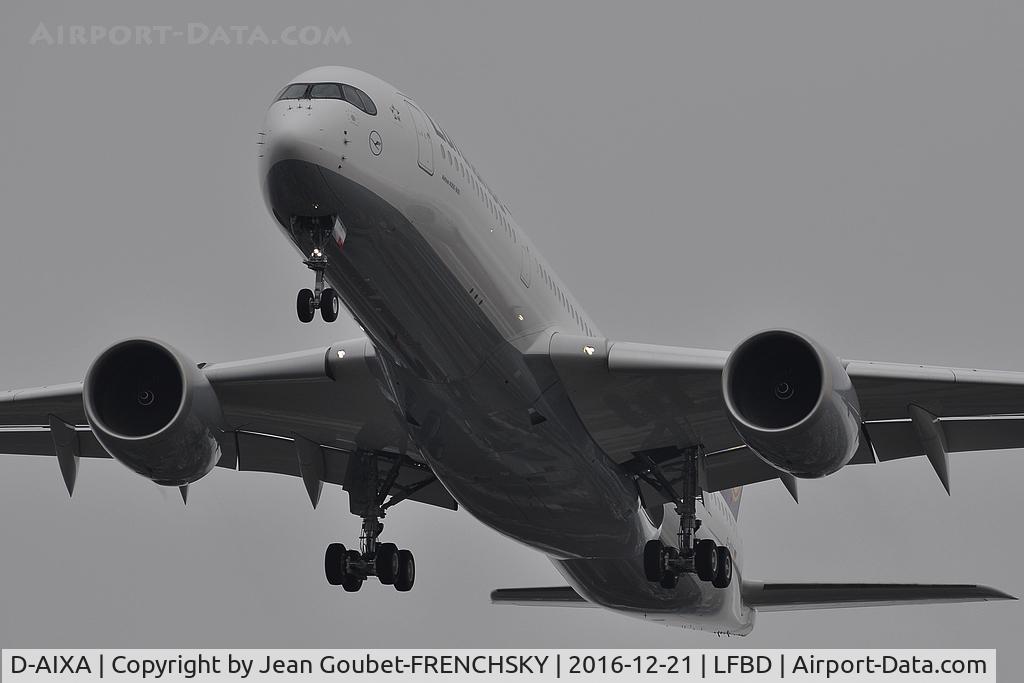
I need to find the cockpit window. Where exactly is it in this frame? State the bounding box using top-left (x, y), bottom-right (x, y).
top-left (276, 83), bottom-right (309, 101)
top-left (355, 89), bottom-right (377, 116)
top-left (341, 84), bottom-right (377, 116)
top-left (276, 82), bottom-right (377, 115)
top-left (309, 83), bottom-right (343, 99)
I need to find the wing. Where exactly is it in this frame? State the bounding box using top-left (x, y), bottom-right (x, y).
top-left (544, 332), bottom-right (1024, 497)
top-left (849, 360), bottom-right (1024, 492)
top-left (0, 338), bottom-right (456, 511)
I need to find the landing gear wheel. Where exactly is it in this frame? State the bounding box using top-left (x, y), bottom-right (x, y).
top-left (325, 543), bottom-right (346, 586)
top-left (341, 549), bottom-right (363, 592)
top-left (695, 539), bottom-right (719, 582)
top-left (659, 572), bottom-right (679, 589)
top-left (643, 540), bottom-right (665, 582)
top-left (297, 289), bottom-right (315, 323)
top-left (375, 542), bottom-right (399, 585)
top-left (712, 546), bottom-right (733, 589)
top-left (395, 549), bottom-right (415, 592)
top-left (320, 288), bottom-right (339, 322)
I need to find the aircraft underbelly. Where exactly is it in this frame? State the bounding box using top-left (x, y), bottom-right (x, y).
top-left (265, 160), bottom-right (647, 558)
top-left (264, 160), bottom-right (753, 631)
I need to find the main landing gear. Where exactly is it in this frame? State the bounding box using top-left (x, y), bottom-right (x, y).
top-left (323, 451), bottom-right (418, 592)
top-left (324, 518), bottom-right (416, 592)
top-left (640, 447), bottom-right (733, 590)
top-left (296, 248), bottom-right (339, 323)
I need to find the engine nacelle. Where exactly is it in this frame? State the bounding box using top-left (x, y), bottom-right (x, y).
top-left (83, 339), bottom-right (224, 486)
top-left (722, 330), bottom-right (861, 478)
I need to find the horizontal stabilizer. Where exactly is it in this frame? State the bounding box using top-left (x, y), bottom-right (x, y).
top-left (491, 586), bottom-right (594, 608)
top-left (743, 580), bottom-right (1015, 612)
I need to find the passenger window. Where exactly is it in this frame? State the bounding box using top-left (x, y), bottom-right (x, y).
top-left (276, 83), bottom-right (309, 101)
top-left (310, 83), bottom-right (343, 99)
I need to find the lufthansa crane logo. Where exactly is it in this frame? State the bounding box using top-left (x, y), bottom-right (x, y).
top-left (369, 130), bottom-right (382, 156)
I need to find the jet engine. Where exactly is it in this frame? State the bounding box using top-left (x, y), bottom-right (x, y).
top-left (722, 329), bottom-right (861, 478)
top-left (83, 339), bottom-right (224, 486)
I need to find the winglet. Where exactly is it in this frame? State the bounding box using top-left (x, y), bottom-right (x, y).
top-left (47, 415), bottom-right (80, 497)
top-left (908, 404), bottom-right (951, 495)
top-left (779, 472), bottom-right (799, 503)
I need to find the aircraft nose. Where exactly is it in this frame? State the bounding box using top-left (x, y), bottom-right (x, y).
top-left (260, 109), bottom-right (322, 167)
top-left (260, 109), bottom-right (342, 221)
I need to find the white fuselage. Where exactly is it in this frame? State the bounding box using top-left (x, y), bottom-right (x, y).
top-left (259, 66), bottom-right (753, 634)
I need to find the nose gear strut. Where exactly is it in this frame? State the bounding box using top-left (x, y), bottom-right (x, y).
top-left (292, 216), bottom-right (340, 323)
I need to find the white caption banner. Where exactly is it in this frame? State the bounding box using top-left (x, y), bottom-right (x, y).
top-left (1, 649), bottom-right (997, 682)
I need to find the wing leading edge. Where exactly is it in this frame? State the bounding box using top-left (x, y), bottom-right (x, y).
top-left (543, 332), bottom-right (1024, 497)
top-left (0, 339), bottom-right (456, 511)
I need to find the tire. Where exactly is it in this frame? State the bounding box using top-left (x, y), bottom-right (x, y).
top-left (713, 546), bottom-right (733, 589)
top-left (324, 543), bottom-right (346, 586)
top-left (695, 539), bottom-right (719, 582)
top-left (375, 542), bottom-right (399, 585)
top-left (659, 572), bottom-right (679, 589)
top-left (320, 288), bottom-right (339, 322)
top-left (643, 540), bottom-right (665, 582)
top-left (341, 549), bottom-right (363, 592)
top-left (395, 549), bottom-right (416, 592)
top-left (297, 289), bottom-right (315, 323)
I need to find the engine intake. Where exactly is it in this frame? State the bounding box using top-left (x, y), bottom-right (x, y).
top-left (722, 330), bottom-right (861, 478)
top-left (83, 339), bottom-right (224, 486)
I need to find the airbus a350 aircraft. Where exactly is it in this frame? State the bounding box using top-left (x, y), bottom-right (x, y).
top-left (2, 66), bottom-right (1019, 634)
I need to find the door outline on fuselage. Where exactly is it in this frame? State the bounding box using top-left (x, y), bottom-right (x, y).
top-left (520, 245), bottom-right (531, 287)
top-left (405, 100), bottom-right (435, 176)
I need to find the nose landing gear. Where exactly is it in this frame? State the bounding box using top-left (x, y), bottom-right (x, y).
top-left (290, 214), bottom-right (342, 323)
top-left (296, 248), bottom-right (339, 323)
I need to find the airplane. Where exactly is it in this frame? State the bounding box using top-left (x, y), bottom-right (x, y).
top-left (0, 65), bottom-right (1018, 635)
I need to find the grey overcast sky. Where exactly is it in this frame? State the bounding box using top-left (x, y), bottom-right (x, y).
top-left (1, 0), bottom-right (1022, 668)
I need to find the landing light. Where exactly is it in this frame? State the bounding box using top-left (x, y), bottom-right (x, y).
top-left (516, 314), bottom-right (525, 321)
top-left (312, 248), bottom-right (322, 257)
top-left (583, 345), bottom-right (595, 356)
top-left (337, 349), bottom-right (346, 359)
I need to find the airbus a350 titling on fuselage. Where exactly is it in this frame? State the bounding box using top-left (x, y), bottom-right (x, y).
top-left (1, 66), bottom-right (1017, 635)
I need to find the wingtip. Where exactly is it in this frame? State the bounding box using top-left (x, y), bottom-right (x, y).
top-left (983, 586), bottom-right (1017, 601)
